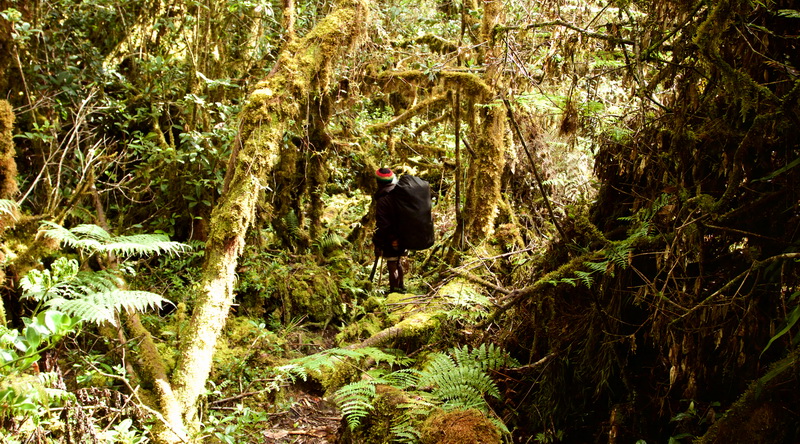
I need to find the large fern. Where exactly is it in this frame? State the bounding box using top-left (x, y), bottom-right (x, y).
top-left (333, 378), bottom-right (383, 430)
top-left (39, 222), bottom-right (189, 257)
top-left (20, 257), bottom-right (169, 326)
top-left (20, 222), bottom-right (188, 326)
top-left (331, 343), bottom-right (517, 440)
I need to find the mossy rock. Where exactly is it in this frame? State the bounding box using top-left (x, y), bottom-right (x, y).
top-left (420, 408), bottom-right (501, 444)
top-left (274, 262), bottom-right (344, 323)
top-left (212, 316), bottom-right (283, 376)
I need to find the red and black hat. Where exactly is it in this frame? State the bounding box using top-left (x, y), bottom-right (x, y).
top-left (375, 168), bottom-right (396, 183)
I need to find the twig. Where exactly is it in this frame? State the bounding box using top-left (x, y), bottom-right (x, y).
top-left (209, 391), bottom-right (262, 406)
top-left (496, 20), bottom-right (634, 46)
top-left (450, 267), bottom-right (511, 295)
top-left (509, 352), bottom-right (555, 372)
top-left (671, 252), bottom-right (800, 325)
top-left (703, 223), bottom-right (780, 242)
top-left (503, 99), bottom-right (568, 242)
top-left (82, 359), bottom-right (189, 443)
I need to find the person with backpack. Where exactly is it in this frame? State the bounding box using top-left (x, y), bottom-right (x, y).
top-left (372, 167), bottom-right (435, 293)
top-left (373, 167), bottom-right (406, 292)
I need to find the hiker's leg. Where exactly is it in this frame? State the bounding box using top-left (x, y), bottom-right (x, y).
top-left (387, 258), bottom-right (401, 291)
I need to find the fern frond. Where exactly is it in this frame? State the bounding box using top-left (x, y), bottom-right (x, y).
top-left (284, 210), bottom-right (300, 239)
top-left (451, 343), bottom-right (519, 372)
top-left (384, 369), bottom-right (423, 390)
top-left (314, 233), bottom-right (347, 252)
top-left (390, 416), bottom-right (423, 443)
top-left (264, 364), bottom-right (309, 392)
top-left (292, 347), bottom-right (410, 373)
top-left (430, 366), bottom-right (500, 405)
top-left (606, 243), bottom-right (632, 270)
top-left (39, 222), bottom-right (190, 257)
top-left (418, 353), bottom-right (457, 388)
top-left (585, 260), bottom-right (607, 274)
top-left (49, 289), bottom-right (168, 326)
top-left (575, 270), bottom-right (595, 287)
top-left (333, 379), bottom-right (380, 430)
top-left (0, 199), bottom-right (19, 220)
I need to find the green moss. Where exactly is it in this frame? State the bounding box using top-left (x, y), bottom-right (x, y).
top-left (155, 342), bottom-right (179, 375)
top-left (212, 316), bottom-right (282, 377)
top-left (276, 263), bottom-right (343, 324)
top-left (0, 100), bottom-right (18, 199)
top-left (420, 408), bottom-right (501, 444)
top-left (336, 313), bottom-right (386, 345)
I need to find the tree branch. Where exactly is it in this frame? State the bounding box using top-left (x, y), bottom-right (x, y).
top-left (368, 93), bottom-right (449, 132)
top-left (496, 20), bottom-right (634, 46)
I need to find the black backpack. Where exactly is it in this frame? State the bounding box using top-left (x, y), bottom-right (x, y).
top-left (392, 175), bottom-right (435, 250)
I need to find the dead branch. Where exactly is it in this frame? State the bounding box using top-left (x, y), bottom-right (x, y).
top-left (377, 70), bottom-right (492, 96)
top-left (414, 113), bottom-right (449, 136)
top-left (496, 20), bottom-right (634, 46)
top-left (504, 98), bottom-right (567, 242)
top-left (671, 252), bottom-right (800, 325)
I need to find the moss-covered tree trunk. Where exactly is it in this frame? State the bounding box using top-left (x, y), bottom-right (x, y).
top-left (462, 0), bottom-right (507, 243)
top-left (148, 1), bottom-right (368, 442)
top-left (0, 100), bottom-right (17, 199)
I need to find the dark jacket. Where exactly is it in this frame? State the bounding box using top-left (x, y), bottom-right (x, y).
top-left (373, 183), bottom-right (405, 256)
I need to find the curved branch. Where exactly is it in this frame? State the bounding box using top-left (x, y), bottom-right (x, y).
top-left (368, 93), bottom-right (449, 132)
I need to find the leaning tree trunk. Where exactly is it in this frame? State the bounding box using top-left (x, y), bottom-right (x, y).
top-left (149, 1), bottom-right (368, 442)
top-left (462, 0), bottom-right (507, 243)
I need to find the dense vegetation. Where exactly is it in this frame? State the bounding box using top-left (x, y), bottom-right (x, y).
top-left (0, 0), bottom-right (798, 443)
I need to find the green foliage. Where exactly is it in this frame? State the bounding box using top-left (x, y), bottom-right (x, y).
top-left (98, 418), bottom-right (149, 444)
top-left (313, 232), bottom-right (347, 253)
top-left (550, 194), bottom-right (668, 288)
top-left (334, 378), bottom-right (382, 430)
top-left (761, 291), bottom-right (800, 357)
top-left (0, 310), bottom-right (79, 374)
top-left (292, 347), bottom-right (412, 374)
top-left (202, 405), bottom-right (270, 444)
top-left (331, 344), bottom-right (517, 438)
top-left (0, 311), bottom-right (79, 429)
top-left (20, 257), bottom-right (169, 327)
top-left (18, 223), bottom-right (188, 326)
top-left (442, 285), bottom-right (492, 322)
top-left (39, 222), bottom-right (189, 258)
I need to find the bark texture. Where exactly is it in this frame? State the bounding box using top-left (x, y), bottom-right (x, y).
top-left (462, 0), bottom-right (507, 243)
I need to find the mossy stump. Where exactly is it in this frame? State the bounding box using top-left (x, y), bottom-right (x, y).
top-left (420, 408), bottom-right (501, 444)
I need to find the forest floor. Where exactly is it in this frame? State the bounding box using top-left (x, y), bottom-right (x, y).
top-left (257, 326), bottom-right (344, 443)
top-left (261, 390), bottom-right (341, 443)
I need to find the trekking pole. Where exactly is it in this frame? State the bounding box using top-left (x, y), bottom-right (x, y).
top-left (368, 255), bottom-right (380, 281)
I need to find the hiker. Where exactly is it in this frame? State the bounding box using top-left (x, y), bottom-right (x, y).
top-left (373, 167), bottom-right (406, 292)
